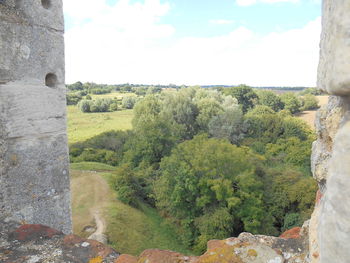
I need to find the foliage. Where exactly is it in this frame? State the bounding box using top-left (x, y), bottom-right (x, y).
top-left (78, 98), bottom-right (118, 113)
top-left (299, 87), bottom-right (322, 96)
top-left (69, 130), bottom-right (131, 165)
top-left (247, 105), bottom-right (275, 116)
top-left (155, 135), bottom-right (267, 251)
top-left (280, 93), bottom-right (302, 114)
top-left (67, 92), bottom-right (83, 105)
top-left (68, 84), bottom-right (318, 254)
top-left (122, 96), bottom-right (138, 109)
top-left (208, 105), bottom-right (247, 145)
top-left (256, 90), bottom-right (285, 112)
top-left (300, 94), bottom-right (319, 111)
top-left (223, 85), bottom-right (258, 113)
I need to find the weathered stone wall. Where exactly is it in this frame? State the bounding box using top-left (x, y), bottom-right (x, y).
top-left (311, 0), bottom-right (350, 262)
top-left (0, 0), bottom-right (71, 234)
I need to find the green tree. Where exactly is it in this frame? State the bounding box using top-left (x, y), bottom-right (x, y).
top-left (256, 90), bottom-right (284, 112)
top-left (223, 85), bottom-right (258, 113)
top-left (301, 94), bottom-right (319, 110)
top-left (195, 98), bottom-right (223, 132)
top-left (280, 93), bottom-right (302, 114)
top-left (155, 135), bottom-right (267, 250)
top-left (122, 96), bottom-right (137, 109)
top-left (208, 106), bottom-right (246, 145)
top-left (78, 99), bottom-right (92, 112)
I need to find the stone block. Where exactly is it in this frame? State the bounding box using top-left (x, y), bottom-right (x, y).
top-left (0, 0), bottom-right (71, 233)
top-left (0, 20), bottom-right (64, 84)
top-left (317, 0), bottom-right (350, 95)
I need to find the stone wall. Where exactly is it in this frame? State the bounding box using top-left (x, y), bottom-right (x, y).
top-left (0, 0), bottom-right (71, 234)
top-left (311, 0), bottom-right (350, 262)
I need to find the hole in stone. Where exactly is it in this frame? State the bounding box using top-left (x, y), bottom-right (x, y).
top-left (45, 73), bottom-right (58, 88)
top-left (41, 0), bottom-right (51, 9)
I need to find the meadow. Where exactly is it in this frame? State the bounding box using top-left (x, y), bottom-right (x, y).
top-left (67, 105), bottom-right (133, 144)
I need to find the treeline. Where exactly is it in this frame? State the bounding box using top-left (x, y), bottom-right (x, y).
top-left (69, 85), bottom-right (318, 253)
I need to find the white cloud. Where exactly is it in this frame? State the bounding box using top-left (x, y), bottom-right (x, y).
top-left (209, 19), bottom-right (235, 25)
top-left (236, 0), bottom-right (299, 6)
top-left (64, 0), bottom-right (321, 86)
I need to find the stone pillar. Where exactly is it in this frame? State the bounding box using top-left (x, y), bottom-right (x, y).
top-left (311, 0), bottom-right (350, 262)
top-left (0, 0), bottom-right (71, 234)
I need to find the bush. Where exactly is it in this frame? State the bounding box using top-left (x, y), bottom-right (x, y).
top-left (301, 94), bottom-right (319, 110)
top-left (109, 102), bottom-right (119, 112)
top-left (78, 99), bottom-right (92, 112)
top-left (122, 96), bottom-right (137, 109)
top-left (281, 93), bottom-right (302, 114)
top-left (67, 92), bottom-right (83, 105)
top-left (78, 98), bottom-right (118, 113)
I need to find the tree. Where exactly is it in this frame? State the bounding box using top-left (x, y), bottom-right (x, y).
top-left (195, 98), bottom-right (223, 132)
top-left (301, 94), bottom-right (319, 110)
top-left (280, 93), bottom-right (302, 114)
top-left (208, 106), bottom-right (246, 145)
top-left (155, 135), bottom-right (267, 250)
top-left (256, 90), bottom-right (284, 112)
top-left (78, 99), bottom-right (92, 112)
top-left (161, 90), bottom-right (199, 139)
top-left (122, 96), bottom-right (137, 109)
top-left (223, 85), bottom-right (258, 113)
top-left (247, 105), bottom-right (275, 116)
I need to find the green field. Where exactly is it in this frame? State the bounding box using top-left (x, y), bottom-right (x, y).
top-left (67, 105), bottom-right (133, 144)
top-left (71, 163), bottom-right (191, 256)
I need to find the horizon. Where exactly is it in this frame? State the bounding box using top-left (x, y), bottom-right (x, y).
top-left (63, 0), bottom-right (321, 87)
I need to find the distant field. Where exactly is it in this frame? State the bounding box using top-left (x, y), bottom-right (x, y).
top-left (70, 164), bottom-right (192, 256)
top-left (91, 92), bottom-right (137, 100)
top-left (296, 95), bottom-right (329, 129)
top-left (67, 106), bottom-right (133, 144)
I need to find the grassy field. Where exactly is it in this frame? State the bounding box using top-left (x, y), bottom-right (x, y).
top-left (91, 92), bottom-right (137, 100)
top-left (67, 106), bottom-right (133, 144)
top-left (70, 162), bottom-right (191, 256)
top-left (296, 95), bottom-right (329, 129)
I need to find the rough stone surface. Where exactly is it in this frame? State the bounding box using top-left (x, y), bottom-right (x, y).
top-left (318, 98), bottom-right (350, 263)
top-left (317, 0), bottom-right (350, 95)
top-left (312, 1), bottom-right (350, 262)
top-left (311, 96), bottom-right (343, 189)
top-left (0, 221), bottom-right (120, 263)
top-left (0, 220), bottom-right (309, 263)
top-left (0, 0), bottom-right (71, 233)
top-left (115, 254), bottom-right (138, 263)
top-left (117, 229), bottom-right (309, 263)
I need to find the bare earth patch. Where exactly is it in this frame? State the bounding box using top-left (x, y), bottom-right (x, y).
top-left (71, 170), bottom-right (110, 240)
top-left (296, 96), bottom-right (329, 129)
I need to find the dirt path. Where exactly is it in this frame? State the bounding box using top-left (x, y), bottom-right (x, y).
top-left (88, 210), bottom-right (107, 244)
top-left (71, 170), bottom-right (111, 243)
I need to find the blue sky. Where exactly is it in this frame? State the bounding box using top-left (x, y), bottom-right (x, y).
top-left (63, 0), bottom-right (322, 86)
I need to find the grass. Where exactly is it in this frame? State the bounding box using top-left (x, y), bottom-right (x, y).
top-left (71, 167), bottom-right (191, 256)
top-left (70, 162), bottom-right (117, 172)
top-left (67, 106), bottom-right (133, 144)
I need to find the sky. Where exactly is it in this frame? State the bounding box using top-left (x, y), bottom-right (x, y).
top-left (63, 0), bottom-right (322, 86)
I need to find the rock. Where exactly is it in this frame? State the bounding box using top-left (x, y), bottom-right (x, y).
top-left (311, 96), bottom-right (343, 188)
top-left (115, 254), bottom-right (138, 263)
top-left (318, 103), bottom-right (350, 263)
top-left (280, 227), bottom-right (301, 239)
top-left (138, 249), bottom-right (198, 263)
top-left (318, 0), bottom-right (350, 95)
top-left (0, 221), bottom-right (120, 263)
